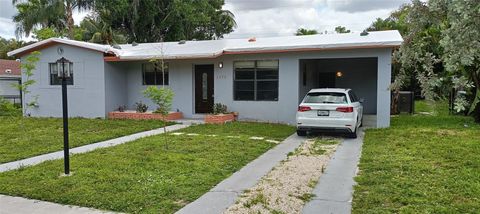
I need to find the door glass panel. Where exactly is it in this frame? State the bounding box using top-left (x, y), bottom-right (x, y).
top-left (202, 72), bottom-right (208, 100)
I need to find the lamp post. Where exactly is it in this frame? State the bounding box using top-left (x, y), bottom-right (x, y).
top-left (57, 57), bottom-right (71, 175)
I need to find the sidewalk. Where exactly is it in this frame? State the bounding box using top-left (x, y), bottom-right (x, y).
top-left (0, 195), bottom-right (114, 214)
top-left (0, 124), bottom-right (190, 172)
top-left (302, 130), bottom-right (364, 214)
top-left (176, 134), bottom-right (306, 214)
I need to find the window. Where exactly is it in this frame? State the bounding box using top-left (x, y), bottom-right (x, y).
top-left (348, 91), bottom-right (359, 102)
top-left (142, 63), bottom-right (169, 85)
top-left (304, 92), bottom-right (348, 104)
top-left (49, 62), bottom-right (73, 85)
top-left (234, 60), bottom-right (279, 101)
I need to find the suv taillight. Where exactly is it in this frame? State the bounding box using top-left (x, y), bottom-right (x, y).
top-left (336, 106), bottom-right (353, 113)
top-left (298, 106), bottom-right (312, 112)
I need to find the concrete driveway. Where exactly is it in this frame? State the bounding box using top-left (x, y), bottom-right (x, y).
top-left (302, 129), bottom-right (364, 214)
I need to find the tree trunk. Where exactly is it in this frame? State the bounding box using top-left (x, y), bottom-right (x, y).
top-left (391, 90), bottom-right (400, 115)
top-left (66, 2), bottom-right (74, 39)
top-left (472, 70), bottom-right (480, 122)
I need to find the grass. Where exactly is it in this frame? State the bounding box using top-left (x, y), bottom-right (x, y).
top-left (181, 122), bottom-right (295, 141)
top-left (353, 101), bottom-right (480, 213)
top-left (296, 193), bottom-right (316, 203)
top-left (0, 122), bottom-right (295, 213)
top-left (244, 193), bottom-right (268, 208)
top-left (0, 116), bottom-right (173, 163)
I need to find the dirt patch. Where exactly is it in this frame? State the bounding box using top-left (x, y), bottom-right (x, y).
top-left (224, 138), bottom-right (339, 214)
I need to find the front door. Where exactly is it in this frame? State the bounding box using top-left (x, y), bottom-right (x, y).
top-left (195, 64), bottom-right (214, 113)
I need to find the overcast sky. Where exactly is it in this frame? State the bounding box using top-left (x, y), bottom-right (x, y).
top-left (0, 0), bottom-right (410, 40)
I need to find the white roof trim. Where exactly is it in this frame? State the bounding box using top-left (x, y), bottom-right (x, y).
top-left (8, 30), bottom-right (403, 59)
top-left (7, 38), bottom-right (118, 57)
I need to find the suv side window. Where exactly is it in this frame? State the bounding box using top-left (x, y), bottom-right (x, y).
top-left (348, 91), bottom-right (358, 102)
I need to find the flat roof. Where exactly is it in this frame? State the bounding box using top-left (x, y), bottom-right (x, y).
top-left (8, 30), bottom-right (403, 60)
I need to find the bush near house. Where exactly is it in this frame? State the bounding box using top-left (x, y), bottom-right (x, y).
top-left (0, 98), bottom-right (21, 117)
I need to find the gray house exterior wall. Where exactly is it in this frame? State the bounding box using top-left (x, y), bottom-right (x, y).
top-left (104, 62), bottom-right (127, 113)
top-left (22, 44), bottom-right (106, 118)
top-left (22, 44), bottom-right (392, 128)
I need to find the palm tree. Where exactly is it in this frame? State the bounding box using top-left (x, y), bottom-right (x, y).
top-left (80, 16), bottom-right (126, 45)
top-left (12, 0), bottom-right (94, 39)
top-left (295, 28), bottom-right (318, 36)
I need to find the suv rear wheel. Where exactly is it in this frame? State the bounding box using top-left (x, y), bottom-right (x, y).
top-left (297, 130), bottom-right (307, 136)
top-left (348, 123), bottom-right (358, 139)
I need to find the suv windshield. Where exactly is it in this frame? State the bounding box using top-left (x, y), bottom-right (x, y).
top-left (304, 92), bottom-right (348, 104)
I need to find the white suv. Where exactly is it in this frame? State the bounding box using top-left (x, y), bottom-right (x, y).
top-left (296, 88), bottom-right (363, 138)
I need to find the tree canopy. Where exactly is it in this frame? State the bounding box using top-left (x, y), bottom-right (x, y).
top-left (12, 0), bottom-right (235, 43)
top-left (94, 0), bottom-right (236, 43)
top-left (13, 0), bottom-right (94, 39)
top-left (334, 26), bottom-right (351, 34)
top-left (0, 37), bottom-right (32, 59)
top-left (295, 28), bottom-right (318, 36)
top-left (369, 0), bottom-right (480, 121)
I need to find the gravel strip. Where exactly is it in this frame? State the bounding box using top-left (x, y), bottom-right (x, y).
top-left (224, 138), bottom-right (339, 214)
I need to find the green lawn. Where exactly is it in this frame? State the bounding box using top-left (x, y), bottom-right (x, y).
top-left (180, 122), bottom-right (296, 141)
top-left (0, 122), bottom-right (295, 213)
top-left (0, 116), bottom-right (173, 163)
top-left (353, 101), bottom-right (480, 213)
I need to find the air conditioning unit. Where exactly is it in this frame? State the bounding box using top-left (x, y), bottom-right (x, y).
top-left (398, 91), bottom-right (414, 114)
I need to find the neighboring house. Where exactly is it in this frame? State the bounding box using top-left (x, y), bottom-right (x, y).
top-left (0, 59), bottom-right (21, 105)
top-left (7, 30), bottom-right (403, 127)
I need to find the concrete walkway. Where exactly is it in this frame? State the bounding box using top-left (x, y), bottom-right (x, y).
top-left (302, 129), bottom-right (364, 214)
top-left (0, 124), bottom-right (190, 173)
top-left (0, 195), bottom-right (114, 214)
top-left (176, 134), bottom-right (305, 214)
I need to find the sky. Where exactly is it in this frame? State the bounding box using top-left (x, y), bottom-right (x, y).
top-left (0, 0), bottom-right (410, 41)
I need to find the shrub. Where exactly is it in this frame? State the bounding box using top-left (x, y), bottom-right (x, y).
top-left (213, 103), bottom-right (228, 115)
top-left (0, 98), bottom-right (22, 116)
top-left (117, 105), bottom-right (126, 112)
top-left (143, 86), bottom-right (174, 115)
top-left (135, 102), bottom-right (148, 113)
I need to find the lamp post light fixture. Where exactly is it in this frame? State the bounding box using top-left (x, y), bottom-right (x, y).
top-left (57, 57), bottom-right (72, 175)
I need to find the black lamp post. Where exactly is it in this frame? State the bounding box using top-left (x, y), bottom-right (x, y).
top-left (57, 57), bottom-right (71, 175)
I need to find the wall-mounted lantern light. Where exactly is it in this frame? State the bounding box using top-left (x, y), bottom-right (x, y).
top-left (218, 62), bottom-right (224, 68)
top-left (336, 71), bottom-right (343, 78)
top-left (56, 57), bottom-right (72, 175)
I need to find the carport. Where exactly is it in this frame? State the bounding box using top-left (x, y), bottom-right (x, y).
top-left (299, 57), bottom-right (380, 127)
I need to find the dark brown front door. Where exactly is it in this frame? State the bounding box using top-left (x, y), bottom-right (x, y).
top-left (195, 64), bottom-right (214, 113)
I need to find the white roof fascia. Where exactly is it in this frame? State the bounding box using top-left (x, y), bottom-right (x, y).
top-left (224, 41), bottom-right (402, 53)
top-left (7, 38), bottom-right (117, 57)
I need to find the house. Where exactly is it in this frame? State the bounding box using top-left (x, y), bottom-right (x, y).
top-left (7, 30), bottom-right (403, 127)
top-left (0, 59), bottom-right (21, 105)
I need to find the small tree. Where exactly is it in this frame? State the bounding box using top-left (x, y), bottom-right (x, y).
top-left (143, 86), bottom-right (174, 148)
top-left (13, 51), bottom-right (41, 116)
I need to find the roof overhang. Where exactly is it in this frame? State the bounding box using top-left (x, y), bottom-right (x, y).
top-left (223, 43), bottom-right (401, 55)
top-left (8, 31), bottom-right (403, 61)
top-left (7, 38), bottom-right (118, 57)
